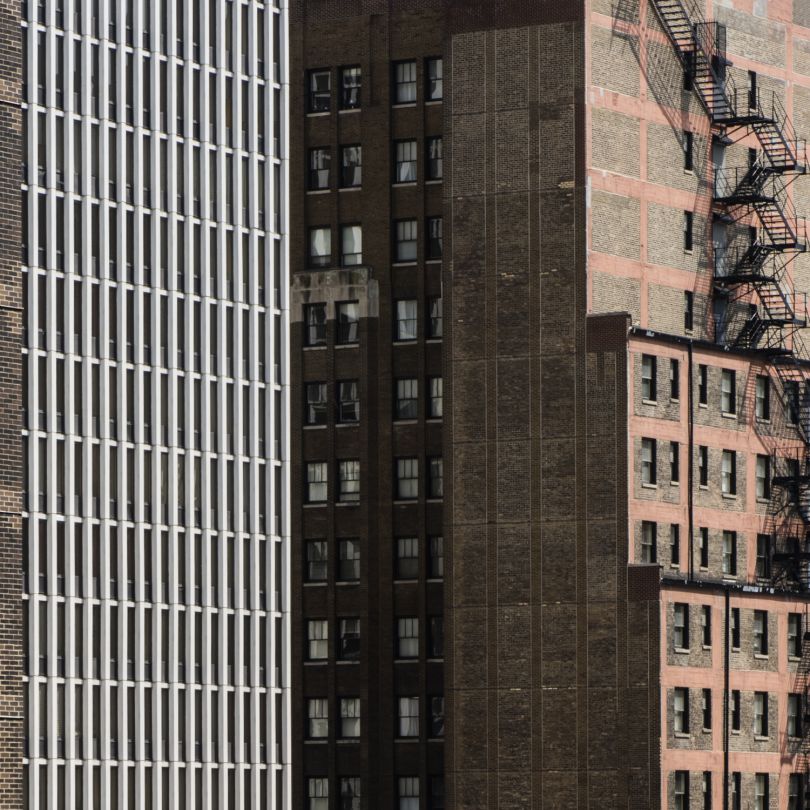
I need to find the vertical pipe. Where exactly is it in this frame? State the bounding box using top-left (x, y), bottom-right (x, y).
top-left (723, 587), bottom-right (730, 810)
top-left (688, 341), bottom-right (695, 579)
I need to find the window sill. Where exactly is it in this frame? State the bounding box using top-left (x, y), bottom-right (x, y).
top-left (670, 397), bottom-right (680, 404)
top-left (336, 739), bottom-right (360, 744)
top-left (336, 422), bottom-right (359, 428)
top-left (641, 399), bottom-right (658, 406)
top-left (336, 501), bottom-right (359, 507)
top-left (731, 729), bottom-right (740, 736)
top-left (335, 343), bottom-right (359, 350)
top-left (394, 658), bottom-right (418, 663)
top-left (641, 483), bottom-right (658, 490)
top-left (303, 345), bottom-right (328, 351)
top-left (306, 112), bottom-right (331, 118)
top-left (393, 578), bottom-right (418, 585)
top-left (673, 647), bottom-right (689, 655)
top-left (756, 497), bottom-right (769, 504)
top-left (426, 497), bottom-right (443, 504)
top-left (392, 102), bottom-right (417, 109)
top-left (721, 493), bottom-right (737, 500)
top-left (684, 249), bottom-right (694, 256)
top-left (393, 340), bottom-right (418, 346)
top-left (304, 661), bottom-right (327, 666)
top-left (338, 186), bottom-right (361, 192)
top-left (684, 168), bottom-right (694, 176)
top-left (303, 424), bottom-right (328, 430)
top-left (721, 412), bottom-right (738, 420)
top-left (673, 732), bottom-right (690, 739)
top-left (304, 739), bottom-right (328, 744)
top-left (426, 417), bottom-right (443, 423)
top-left (306, 189), bottom-right (331, 196)
top-left (754, 653), bottom-right (769, 660)
top-left (303, 582), bottom-right (327, 588)
top-left (425, 179), bottom-right (443, 185)
top-left (699, 485), bottom-right (708, 491)
top-left (392, 261), bottom-right (418, 268)
top-left (336, 660), bottom-right (360, 665)
top-left (698, 403), bottom-right (708, 409)
top-left (393, 499), bottom-right (418, 506)
top-left (394, 419), bottom-right (419, 426)
top-left (303, 503), bottom-right (327, 509)
top-left (701, 727), bottom-right (711, 734)
top-left (426, 259), bottom-right (442, 265)
top-left (754, 735), bottom-right (769, 742)
top-left (426, 337), bottom-right (443, 344)
top-left (789, 655), bottom-right (801, 662)
top-left (425, 99), bottom-right (443, 106)
top-left (338, 108), bottom-right (361, 114)
top-left (392, 182), bottom-right (418, 188)
top-left (702, 644), bottom-right (712, 651)
top-left (336, 581), bottom-right (360, 587)
top-left (670, 481), bottom-right (680, 487)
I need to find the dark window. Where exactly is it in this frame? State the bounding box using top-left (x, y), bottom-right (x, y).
top-left (395, 378), bottom-right (418, 420)
top-left (429, 536), bottom-right (443, 578)
top-left (305, 382), bottom-right (327, 426)
top-left (426, 57), bottom-right (442, 100)
top-left (396, 537), bottom-right (419, 579)
top-left (641, 520), bottom-right (657, 564)
top-left (699, 527), bottom-right (709, 568)
top-left (756, 534), bottom-right (771, 578)
top-left (340, 777), bottom-right (361, 810)
top-left (670, 524), bottom-right (680, 566)
top-left (430, 696), bottom-right (444, 738)
top-left (731, 690), bottom-right (740, 731)
top-left (338, 618), bottom-right (360, 660)
top-left (684, 211), bottom-right (694, 251)
top-left (308, 69), bottom-right (331, 113)
top-left (755, 375), bottom-right (770, 420)
top-left (394, 140), bottom-right (417, 183)
top-left (428, 457), bottom-right (443, 499)
top-left (673, 689), bottom-right (689, 734)
top-left (786, 380), bottom-right (800, 424)
top-left (308, 147), bottom-right (330, 190)
top-left (337, 380), bottom-right (359, 423)
top-left (340, 66), bottom-right (361, 109)
top-left (701, 605), bottom-right (711, 646)
top-left (684, 130), bottom-right (693, 171)
top-left (789, 613), bottom-right (802, 658)
top-left (702, 688), bottom-right (712, 730)
top-left (393, 60), bottom-right (417, 104)
top-left (304, 303), bottom-right (327, 347)
top-left (748, 69), bottom-right (758, 109)
top-left (730, 607), bottom-right (740, 649)
top-left (337, 539), bottom-right (360, 582)
top-left (698, 445), bottom-right (708, 487)
top-left (426, 136), bottom-right (442, 180)
top-left (336, 301), bottom-right (359, 345)
top-left (427, 297), bottom-right (442, 339)
top-left (698, 364), bottom-right (707, 405)
top-left (722, 530), bottom-right (737, 576)
top-left (428, 616), bottom-right (443, 658)
top-left (670, 358), bottom-right (679, 400)
top-left (428, 377), bottom-right (443, 419)
top-left (670, 441), bottom-right (680, 484)
top-left (641, 354), bottom-right (656, 401)
top-left (426, 217), bottom-right (443, 260)
top-left (396, 458), bottom-right (418, 500)
top-left (395, 220), bottom-right (418, 263)
top-left (684, 290), bottom-right (694, 331)
top-left (305, 541), bottom-right (328, 582)
top-left (341, 145), bottom-right (362, 188)
top-left (337, 460), bottom-right (360, 503)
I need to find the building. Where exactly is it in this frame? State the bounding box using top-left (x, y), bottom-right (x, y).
top-left (9, 1), bottom-right (292, 807)
top-left (290, 0), bottom-right (810, 808)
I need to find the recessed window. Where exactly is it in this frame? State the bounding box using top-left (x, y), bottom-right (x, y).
top-left (398, 696), bottom-right (419, 738)
top-left (397, 617), bottom-right (418, 658)
top-left (674, 771), bottom-right (689, 810)
top-left (308, 69), bottom-right (331, 113)
top-left (753, 610), bottom-right (768, 655)
top-left (308, 147), bottom-right (330, 190)
top-left (429, 536), bottom-right (443, 578)
top-left (340, 697), bottom-right (360, 738)
top-left (720, 369), bottom-right (736, 414)
top-left (338, 618), bottom-right (360, 660)
top-left (753, 692), bottom-right (768, 737)
top-left (426, 57), bottom-right (442, 100)
top-left (426, 136), bottom-right (443, 180)
top-left (395, 378), bottom-right (418, 420)
top-left (641, 520), bottom-right (657, 563)
top-left (338, 539), bottom-right (360, 582)
top-left (306, 462), bottom-right (328, 504)
top-left (308, 777), bottom-right (328, 810)
top-left (309, 226), bottom-right (331, 267)
top-left (702, 688), bottom-right (711, 730)
top-left (305, 382), bottom-right (328, 426)
top-left (394, 140), bottom-right (417, 183)
top-left (789, 775), bottom-right (803, 810)
top-left (673, 688), bottom-right (689, 733)
top-left (785, 380), bottom-right (800, 424)
top-left (722, 530), bottom-right (737, 576)
top-left (396, 537), bottom-right (419, 579)
top-left (755, 375), bottom-right (770, 420)
top-left (340, 778), bottom-right (361, 810)
top-left (748, 70), bottom-right (758, 110)
top-left (683, 130), bottom-right (693, 171)
top-left (755, 775), bottom-right (769, 810)
top-left (684, 290), bottom-right (694, 331)
top-left (669, 358), bottom-right (679, 400)
top-left (670, 441), bottom-right (679, 484)
top-left (428, 457), bottom-right (443, 499)
top-left (307, 619), bottom-right (328, 661)
top-left (670, 524), bottom-right (680, 566)
top-left (698, 445), bottom-right (708, 487)
top-left (305, 540), bottom-right (328, 582)
top-left (730, 607), bottom-right (740, 649)
top-left (398, 776), bottom-right (419, 810)
top-left (701, 605), bottom-right (711, 646)
top-left (395, 219), bottom-right (418, 262)
top-left (673, 602), bottom-right (688, 649)
top-left (731, 690), bottom-right (740, 731)
top-left (699, 527), bottom-right (709, 568)
top-left (684, 210), bottom-right (694, 251)
top-left (393, 60), bottom-right (417, 104)
top-left (755, 455), bottom-right (770, 500)
top-left (396, 457), bottom-right (419, 500)
top-left (337, 380), bottom-right (359, 423)
top-left (340, 224), bottom-right (362, 266)
top-left (428, 377), bottom-right (443, 419)
top-left (340, 66), bottom-right (361, 109)
top-left (336, 301), bottom-right (359, 345)
top-left (429, 616), bottom-right (443, 657)
top-left (789, 612), bottom-right (802, 657)
top-left (338, 459), bottom-right (360, 503)
top-left (430, 696), bottom-right (445, 738)
top-left (341, 145), bottom-right (362, 188)
top-left (721, 449), bottom-right (736, 495)
top-left (395, 299), bottom-right (418, 341)
top-left (307, 698), bottom-right (328, 738)
top-left (304, 303), bottom-right (327, 347)
top-left (427, 297), bottom-right (442, 339)
top-left (698, 363), bottom-right (707, 405)
top-left (641, 438), bottom-right (657, 485)
top-left (788, 693), bottom-right (802, 737)
top-left (426, 216), bottom-right (443, 260)
top-left (641, 354), bottom-right (656, 401)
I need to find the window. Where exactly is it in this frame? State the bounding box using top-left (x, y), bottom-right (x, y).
top-left (674, 771), bottom-right (689, 810)
top-left (670, 524), bottom-right (680, 566)
top-left (730, 608), bottom-right (740, 649)
top-left (304, 303), bottom-right (327, 347)
top-left (701, 605), bottom-right (711, 646)
top-left (396, 538), bottom-right (419, 579)
top-left (786, 380), bottom-right (800, 424)
top-left (698, 364), bottom-right (707, 405)
top-left (641, 438), bottom-right (657, 485)
top-left (341, 225), bottom-right (362, 266)
top-left (699, 527), bottom-right (709, 568)
top-left (702, 688), bottom-right (711, 730)
top-left (429, 377), bottom-right (443, 418)
top-left (430, 696), bottom-right (445, 738)
top-left (340, 697), bottom-right (360, 739)
top-left (641, 354), bottom-right (656, 401)
top-left (748, 69), bottom-right (758, 109)
top-left (753, 610), bottom-right (768, 655)
top-left (338, 539), bottom-right (360, 582)
top-left (395, 220), bottom-right (418, 263)
top-left (396, 458), bottom-right (419, 500)
top-left (755, 375), bottom-right (770, 419)
top-left (702, 772), bottom-right (711, 810)
top-left (395, 299), bottom-right (418, 341)
top-left (673, 688), bottom-right (689, 733)
top-left (341, 145), bottom-right (362, 188)
top-left (685, 291), bottom-right (694, 331)
top-left (336, 301), bottom-right (359, 345)
top-left (670, 358), bottom-right (680, 400)
top-left (789, 613), bottom-right (802, 657)
top-left (394, 140), bottom-right (417, 183)
top-left (394, 61), bottom-right (417, 104)
top-left (399, 777), bottom-right (419, 810)
top-left (754, 692), bottom-right (768, 737)
top-left (698, 446), bottom-right (708, 487)
top-left (337, 381), bottom-right (359, 423)
top-left (641, 521), bottom-right (657, 564)
top-left (731, 690), bottom-right (741, 731)
top-left (398, 697), bottom-right (419, 738)
top-left (789, 775), bottom-right (803, 810)
top-left (720, 369), bottom-right (736, 414)
top-left (429, 536), bottom-right (443, 578)
top-left (307, 698), bottom-right (328, 738)
top-left (397, 617), bottom-right (418, 658)
top-left (755, 534), bottom-right (771, 578)
top-left (306, 541), bottom-right (328, 583)
top-left (307, 620), bottom-right (328, 661)
top-left (309, 147), bottom-right (331, 190)
top-left (670, 442), bottom-right (680, 484)
top-left (788, 693), bottom-right (802, 737)
top-left (721, 450), bottom-right (736, 495)
top-left (684, 130), bottom-right (694, 171)
top-left (305, 383), bottom-right (328, 426)
top-left (754, 775), bottom-right (769, 810)
top-left (395, 379), bottom-right (418, 420)
top-left (338, 618), bottom-right (360, 661)
top-left (426, 137), bottom-right (443, 180)
top-left (428, 616), bottom-right (443, 657)
top-left (340, 778), bottom-right (361, 810)
top-left (428, 457), bottom-right (443, 499)
top-left (340, 66), bottom-right (361, 109)
top-left (426, 216), bottom-right (443, 259)
top-left (673, 603), bottom-right (689, 649)
top-left (731, 773), bottom-right (741, 810)
top-left (755, 455), bottom-right (770, 500)
top-left (427, 297), bottom-right (442, 338)
top-left (338, 460), bottom-right (360, 503)
top-left (426, 57), bottom-right (442, 100)
top-left (722, 531), bottom-right (737, 577)
top-left (309, 69), bottom-right (331, 113)
top-left (308, 777), bottom-right (328, 810)
top-left (306, 462), bottom-right (328, 504)
top-left (684, 210), bottom-right (694, 251)
top-left (309, 227), bottom-right (331, 267)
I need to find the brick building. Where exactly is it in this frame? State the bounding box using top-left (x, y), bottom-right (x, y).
top-left (287, 0), bottom-right (810, 809)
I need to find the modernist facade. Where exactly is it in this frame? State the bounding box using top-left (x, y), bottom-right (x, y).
top-left (12, 1), bottom-right (292, 808)
top-left (290, 0), bottom-right (810, 808)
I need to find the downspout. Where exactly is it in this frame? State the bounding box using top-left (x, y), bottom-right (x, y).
top-left (723, 586), bottom-right (730, 810)
top-left (688, 341), bottom-right (695, 580)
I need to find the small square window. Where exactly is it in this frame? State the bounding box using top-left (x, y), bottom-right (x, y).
top-left (395, 220), bottom-right (418, 263)
top-left (336, 301), bottom-right (359, 345)
top-left (340, 66), bottom-right (361, 109)
top-left (309, 69), bottom-right (331, 113)
top-left (393, 61), bottom-right (417, 104)
top-left (426, 136), bottom-right (442, 180)
top-left (309, 226), bottom-right (331, 267)
top-left (426, 57), bottom-right (442, 100)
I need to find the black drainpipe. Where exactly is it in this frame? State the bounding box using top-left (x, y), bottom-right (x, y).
top-left (688, 341), bottom-right (695, 579)
top-left (723, 586), bottom-right (730, 810)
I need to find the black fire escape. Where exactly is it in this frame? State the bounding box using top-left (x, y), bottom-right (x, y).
top-left (651, 0), bottom-right (810, 797)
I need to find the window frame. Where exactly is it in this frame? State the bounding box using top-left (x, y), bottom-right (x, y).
top-left (308, 68), bottom-right (331, 113)
top-left (393, 60), bottom-right (417, 104)
top-left (339, 65), bottom-right (362, 110)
